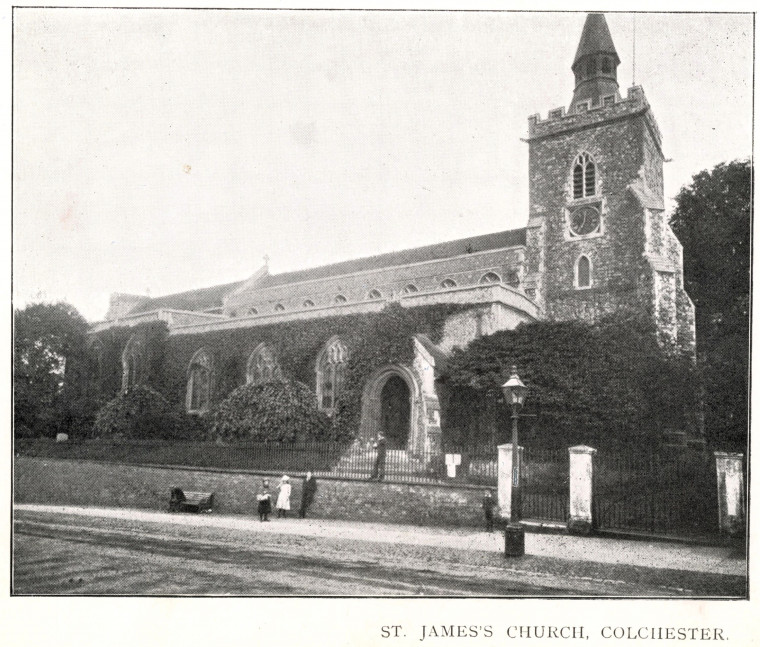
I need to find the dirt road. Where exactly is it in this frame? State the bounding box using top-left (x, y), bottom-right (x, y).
top-left (12, 508), bottom-right (745, 596)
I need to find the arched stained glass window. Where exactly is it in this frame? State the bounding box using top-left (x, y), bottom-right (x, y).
top-left (186, 348), bottom-right (212, 413)
top-left (121, 335), bottom-right (143, 392)
top-left (572, 152), bottom-right (597, 199)
top-left (576, 255), bottom-right (592, 288)
top-left (246, 343), bottom-right (281, 385)
top-left (316, 337), bottom-right (348, 415)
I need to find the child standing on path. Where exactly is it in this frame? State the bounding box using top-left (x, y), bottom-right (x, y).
top-left (482, 490), bottom-right (496, 532)
top-left (256, 480), bottom-right (272, 522)
top-left (276, 475), bottom-right (291, 518)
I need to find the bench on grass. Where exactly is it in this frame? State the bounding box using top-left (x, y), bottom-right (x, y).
top-left (169, 487), bottom-right (214, 513)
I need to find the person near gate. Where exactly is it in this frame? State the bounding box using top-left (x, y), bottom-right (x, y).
top-left (370, 433), bottom-right (387, 481)
top-left (299, 471), bottom-right (318, 518)
top-left (276, 474), bottom-right (291, 518)
top-left (256, 479), bottom-right (272, 522)
top-left (482, 489), bottom-right (496, 532)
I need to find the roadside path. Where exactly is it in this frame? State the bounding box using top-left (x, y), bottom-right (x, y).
top-left (15, 503), bottom-right (745, 577)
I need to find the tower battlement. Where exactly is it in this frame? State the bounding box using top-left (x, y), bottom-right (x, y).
top-left (527, 86), bottom-right (661, 148)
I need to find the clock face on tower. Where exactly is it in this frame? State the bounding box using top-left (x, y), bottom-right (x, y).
top-left (569, 205), bottom-right (601, 237)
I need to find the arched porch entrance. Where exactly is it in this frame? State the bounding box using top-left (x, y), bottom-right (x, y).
top-left (360, 365), bottom-right (420, 452)
top-left (380, 375), bottom-right (411, 449)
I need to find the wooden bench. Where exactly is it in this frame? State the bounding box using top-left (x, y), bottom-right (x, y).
top-left (168, 487), bottom-right (214, 513)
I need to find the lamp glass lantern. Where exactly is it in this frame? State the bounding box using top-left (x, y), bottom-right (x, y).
top-left (501, 369), bottom-right (528, 408)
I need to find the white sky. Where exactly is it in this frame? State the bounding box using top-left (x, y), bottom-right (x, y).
top-left (12, 9), bottom-right (753, 322)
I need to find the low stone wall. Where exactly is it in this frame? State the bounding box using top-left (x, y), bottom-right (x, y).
top-left (14, 457), bottom-right (489, 528)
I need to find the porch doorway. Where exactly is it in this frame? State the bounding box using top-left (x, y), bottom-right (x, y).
top-left (380, 374), bottom-right (411, 449)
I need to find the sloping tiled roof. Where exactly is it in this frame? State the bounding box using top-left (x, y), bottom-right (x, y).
top-left (257, 228), bottom-right (527, 289)
top-left (572, 13), bottom-right (620, 68)
top-left (129, 280), bottom-right (245, 314)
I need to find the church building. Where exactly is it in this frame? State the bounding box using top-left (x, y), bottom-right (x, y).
top-left (92, 14), bottom-right (696, 455)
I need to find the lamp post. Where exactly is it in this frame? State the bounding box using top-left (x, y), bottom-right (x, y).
top-left (502, 366), bottom-right (528, 556)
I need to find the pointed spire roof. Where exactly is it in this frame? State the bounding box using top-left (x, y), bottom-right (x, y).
top-left (572, 13), bottom-right (620, 70)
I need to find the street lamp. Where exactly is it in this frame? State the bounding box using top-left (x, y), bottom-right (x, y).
top-left (501, 366), bottom-right (528, 556)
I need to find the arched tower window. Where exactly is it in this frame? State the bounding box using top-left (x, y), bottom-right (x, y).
top-left (316, 336), bottom-right (348, 415)
top-left (186, 348), bottom-right (212, 413)
top-left (575, 255), bottom-right (592, 289)
top-left (246, 343), bottom-right (281, 385)
top-left (572, 152), bottom-right (597, 199)
top-left (121, 335), bottom-right (143, 392)
top-left (479, 272), bottom-right (501, 284)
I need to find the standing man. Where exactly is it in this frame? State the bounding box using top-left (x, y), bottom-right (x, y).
top-left (371, 433), bottom-right (387, 481)
top-left (299, 471), bottom-right (318, 518)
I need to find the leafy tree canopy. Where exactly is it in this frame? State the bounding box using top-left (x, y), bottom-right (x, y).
top-left (14, 302), bottom-right (90, 436)
top-left (669, 159), bottom-right (750, 451)
top-left (670, 159), bottom-right (751, 335)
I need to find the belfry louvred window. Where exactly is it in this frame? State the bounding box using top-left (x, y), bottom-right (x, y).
top-left (572, 152), bottom-right (597, 199)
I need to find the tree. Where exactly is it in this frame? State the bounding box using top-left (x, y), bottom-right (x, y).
top-left (14, 302), bottom-right (90, 438)
top-left (669, 160), bottom-right (751, 450)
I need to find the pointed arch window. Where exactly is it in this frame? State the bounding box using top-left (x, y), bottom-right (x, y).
top-left (186, 348), bottom-right (212, 413)
top-left (246, 343), bottom-right (281, 385)
top-left (440, 278), bottom-right (457, 289)
top-left (573, 152), bottom-right (597, 199)
top-left (121, 335), bottom-right (143, 392)
top-left (576, 255), bottom-right (592, 289)
top-left (316, 337), bottom-right (348, 415)
top-left (479, 272), bottom-right (501, 284)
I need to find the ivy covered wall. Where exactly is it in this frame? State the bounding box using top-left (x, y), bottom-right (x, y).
top-left (442, 315), bottom-right (699, 451)
top-left (91, 303), bottom-right (466, 440)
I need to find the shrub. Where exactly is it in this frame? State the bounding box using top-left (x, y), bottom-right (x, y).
top-left (93, 385), bottom-right (202, 440)
top-left (209, 380), bottom-right (332, 443)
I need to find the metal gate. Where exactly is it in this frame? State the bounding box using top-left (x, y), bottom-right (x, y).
top-left (593, 450), bottom-right (719, 538)
top-left (522, 447), bottom-right (569, 523)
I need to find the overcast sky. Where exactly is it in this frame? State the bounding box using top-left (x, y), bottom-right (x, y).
top-left (13, 9), bottom-right (753, 322)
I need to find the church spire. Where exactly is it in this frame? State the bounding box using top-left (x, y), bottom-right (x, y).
top-left (570, 13), bottom-right (621, 111)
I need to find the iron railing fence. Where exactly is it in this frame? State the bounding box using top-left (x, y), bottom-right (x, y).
top-left (593, 448), bottom-right (719, 537)
top-left (15, 438), bottom-right (500, 486)
top-left (522, 446), bottom-right (569, 522)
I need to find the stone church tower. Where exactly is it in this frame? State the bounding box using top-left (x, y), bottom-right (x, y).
top-left (524, 14), bottom-right (695, 353)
